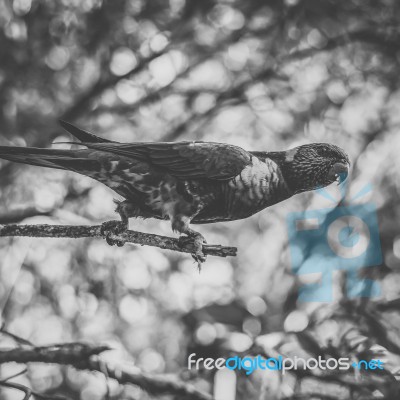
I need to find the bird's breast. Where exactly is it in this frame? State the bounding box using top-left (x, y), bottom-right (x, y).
top-left (192, 159), bottom-right (291, 224)
top-left (225, 158), bottom-right (290, 217)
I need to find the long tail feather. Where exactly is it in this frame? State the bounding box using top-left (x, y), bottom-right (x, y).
top-left (59, 120), bottom-right (114, 143)
top-left (0, 146), bottom-right (99, 172)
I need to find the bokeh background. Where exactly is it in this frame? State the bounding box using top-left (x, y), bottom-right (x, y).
top-left (0, 0), bottom-right (400, 399)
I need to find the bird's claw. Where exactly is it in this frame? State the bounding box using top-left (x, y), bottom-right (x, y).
top-left (178, 234), bottom-right (207, 271)
top-left (192, 252), bottom-right (207, 272)
top-left (101, 220), bottom-right (127, 247)
top-left (177, 236), bottom-right (192, 247)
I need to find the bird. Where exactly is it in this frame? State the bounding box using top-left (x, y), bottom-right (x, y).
top-left (0, 121), bottom-right (350, 266)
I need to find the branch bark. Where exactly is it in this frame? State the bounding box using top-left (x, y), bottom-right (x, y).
top-left (0, 224), bottom-right (237, 258)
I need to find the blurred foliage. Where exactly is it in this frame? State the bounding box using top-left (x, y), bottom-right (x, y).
top-left (0, 0), bottom-right (400, 399)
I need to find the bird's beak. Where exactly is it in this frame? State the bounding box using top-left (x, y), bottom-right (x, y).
top-left (329, 162), bottom-right (349, 185)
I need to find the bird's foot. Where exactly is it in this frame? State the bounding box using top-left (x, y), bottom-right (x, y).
top-left (101, 220), bottom-right (128, 247)
top-left (178, 234), bottom-right (207, 271)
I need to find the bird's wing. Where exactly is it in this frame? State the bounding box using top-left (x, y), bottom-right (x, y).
top-left (57, 121), bottom-right (252, 180)
top-left (59, 120), bottom-right (115, 143)
top-left (79, 141), bottom-right (253, 180)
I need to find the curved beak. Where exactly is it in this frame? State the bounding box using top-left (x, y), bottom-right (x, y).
top-left (329, 162), bottom-right (349, 185)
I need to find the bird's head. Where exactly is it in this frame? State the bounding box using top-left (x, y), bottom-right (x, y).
top-left (276, 143), bottom-right (350, 194)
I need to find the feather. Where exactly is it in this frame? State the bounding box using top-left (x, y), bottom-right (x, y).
top-left (0, 122), bottom-right (350, 241)
top-left (77, 141), bottom-right (253, 180)
top-left (59, 120), bottom-right (114, 143)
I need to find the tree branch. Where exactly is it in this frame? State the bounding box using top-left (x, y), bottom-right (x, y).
top-left (0, 342), bottom-right (213, 400)
top-left (84, 358), bottom-right (213, 400)
top-left (0, 224), bottom-right (237, 258)
top-left (0, 343), bottom-right (109, 365)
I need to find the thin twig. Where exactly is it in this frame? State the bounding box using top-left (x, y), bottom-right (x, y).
top-left (0, 224), bottom-right (237, 258)
top-left (1, 367), bottom-right (28, 382)
top-left (0, 381), bottom-right (32, 400)
top-left (0, 380), bottom-right (67, 400)
top-left (1, 325), bottom-right (34, 346)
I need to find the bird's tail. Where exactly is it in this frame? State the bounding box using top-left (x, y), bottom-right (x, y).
top-left (59, 120), bottom-right (114, 143)
top-left (0, 120), bottom-right (114, 171)
top-left (0, 145), bottom-right (99, 172)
